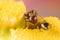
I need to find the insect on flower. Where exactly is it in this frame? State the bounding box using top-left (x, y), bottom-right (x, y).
top-left (24, 10), bottom-right (49, 30)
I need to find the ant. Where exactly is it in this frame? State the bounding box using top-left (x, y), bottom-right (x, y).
top-left (24, 10), bottom-right (49, 30)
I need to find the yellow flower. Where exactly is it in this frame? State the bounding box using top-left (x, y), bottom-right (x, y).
top-left (0, 0), bottom-right (26, 40)
top-left (0, 0), bottom-right (26, 30)
top-left (14, 17), bottom-right (60, 40)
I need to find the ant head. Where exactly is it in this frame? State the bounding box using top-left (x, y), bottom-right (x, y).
top-left (29, 10), bottom-right (37, 16)
top-left (24, 10), bottom-right (38, 24)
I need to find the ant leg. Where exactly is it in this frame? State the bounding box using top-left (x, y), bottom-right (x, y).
top-left (27, 22), bottom-right (35, 29)
top-left (35, 22), bottom-right (41, 29)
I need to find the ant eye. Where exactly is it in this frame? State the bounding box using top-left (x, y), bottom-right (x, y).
top-left (41, 22), bottom-right (49, 30)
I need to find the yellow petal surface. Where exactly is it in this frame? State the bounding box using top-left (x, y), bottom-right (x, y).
top-left (0, 1), bottom-right (26, 29)
top-left (11, 16), bottom-right (60, 40)
top-left (0, 1), bottom-right (26, 40)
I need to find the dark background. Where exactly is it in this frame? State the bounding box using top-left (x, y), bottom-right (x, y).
top-left (24, 0), bottom-right (60, 18)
